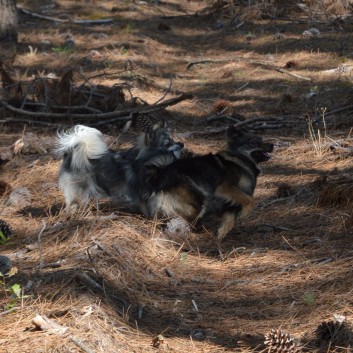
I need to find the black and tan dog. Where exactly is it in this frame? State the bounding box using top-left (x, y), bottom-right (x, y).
top-left (142, 125), bottom-right (274, 240)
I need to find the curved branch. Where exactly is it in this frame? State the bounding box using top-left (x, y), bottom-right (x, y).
top-left (0, 93), bottom-right (193, 121)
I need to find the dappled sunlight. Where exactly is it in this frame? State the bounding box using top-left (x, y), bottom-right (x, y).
top-left (1, 0), bottom-right (353, 351)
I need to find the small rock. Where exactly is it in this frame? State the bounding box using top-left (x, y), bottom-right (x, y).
top-left (8, 187), bottom-right (31, 207)
top-left (302, 28), bottom-right (320, 38)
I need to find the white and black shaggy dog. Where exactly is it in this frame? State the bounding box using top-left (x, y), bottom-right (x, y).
top-left (55, 122), bottom-right (184, 213)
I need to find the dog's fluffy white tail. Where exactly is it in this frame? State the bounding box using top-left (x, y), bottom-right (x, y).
top-left (55, 125), bottom-right (108, 169)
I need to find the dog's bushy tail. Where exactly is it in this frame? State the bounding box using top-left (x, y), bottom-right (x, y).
top-left (55, 125), bottom-right (108, 170)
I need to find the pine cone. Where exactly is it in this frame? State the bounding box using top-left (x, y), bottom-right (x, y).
top-left (316, 320), bottom-right (353, 347)
top-left (316, 321), bottom-right (342, 342)
top-left (0, 219), bottom-right (13, 244)
top-left (132, 114), bottom-right (154, 132)
top-left (264, 329), bottom-right (302, 353)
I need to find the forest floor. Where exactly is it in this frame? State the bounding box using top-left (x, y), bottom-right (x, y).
top-left (1, 1), bottom-right (353, 352)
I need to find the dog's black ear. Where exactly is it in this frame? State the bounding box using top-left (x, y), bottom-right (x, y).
top-left (145, 126), bottom-right (155, 145)
top-left (227, 125), bottom-right (243, 138)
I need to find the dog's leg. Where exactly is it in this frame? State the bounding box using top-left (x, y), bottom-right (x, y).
top-left (194, 203), bottom-right (208, 224)
top-left (215, 183), bottom-right (254, 215)
top-left (217, 212), bottom-right (236, 241)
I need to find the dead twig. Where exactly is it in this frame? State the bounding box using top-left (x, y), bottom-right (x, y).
top-left (0, 306), bottom-right (20, 316)
top-left (206, 115), bottom-right (243, 124)
top-left (70, 337), bottom-right (96, 353)
top-left (75, 271), bottom-right (104, 291)
top-left (153, 74), bottom-right (173, 105)
top-left (0, 93), bottom-right (192, 121)
top-left (42, 261), bottom-right (62, 269)
top-left (251, 61), bottom-right (311, 81)
top-left (187, 59), bottom-right (231, 70)
top-left (75, 270), bottom-right (126, 309)
top-left (324, 104), bottom-right (353, 117)
top-left (37, 221), bottom-right (47, 274)
top-left (0, 118), bottom-right (71, 128)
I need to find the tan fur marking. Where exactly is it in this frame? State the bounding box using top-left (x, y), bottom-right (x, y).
top-left (215, 183), bottom-right (254, 216)
top-left (217, 212), bottom-right (236, 241)
top-left (238, 175), bottom-right (253, 197)
top-left (157, 186), bottom-right (200, 220)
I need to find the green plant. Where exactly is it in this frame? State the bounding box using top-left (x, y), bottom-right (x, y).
top-left (0, 270), bottom-right (26, 310)
top-left (51, 46), bottom-right (73, 55)
top-left (302, 291), bottom-right (315, 305)
top-left (123, 22), bottom-right (134, 34)
top-left (121, 47), bottom-right (129, 56)
top-left (180, 252), bottom-right (188, 263)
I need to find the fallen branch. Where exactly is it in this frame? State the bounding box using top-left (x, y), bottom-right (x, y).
top-left (0, 118), bottom-right (71, 128)
top-left (324, 104), bottom-right (353, 117)
top-left (251, 61), bottom-right (311, 81)
top-left (32, 314), bottom-right (68, 334)
top-left (75, 270), bottom-right (126, 308)
top-left (179, 116), bottom-right (290, 137)
top-left (19, 7), bottom-right (113, 25)
top-left (0, 93), bottom-right (192, 121)
top-left (75, 271), bottom-right (104, 291)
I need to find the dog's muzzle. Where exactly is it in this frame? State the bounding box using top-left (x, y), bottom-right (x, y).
top-left (252, 143), bottom-right (274, 163)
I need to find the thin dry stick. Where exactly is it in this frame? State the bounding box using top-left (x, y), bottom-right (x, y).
top-left (206, 115), bottom-right (242, 124)
top-left (153, 75), bottom-right (173, 105)
top-left (0, 306), bottom-right (20, 316)
top-left (281, 235), bottom-right (307, 261)
top-left (37, 221), bottom-right (47, 273)
top-left (187, 116), bottom-right (283, 137)
top-left (187, 59), bottom-right (231, 70)
top-left (234, 82), bottom-right (250, 92)
top-left (70, 337), bottom-right (96, 353)
top-left (251, 61), bottom-right (312, 81)
top-left (325, 104), bottom-right (353, 117)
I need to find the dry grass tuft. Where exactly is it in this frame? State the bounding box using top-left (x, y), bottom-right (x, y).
top-left (317, 175), bottom-right (353, 209)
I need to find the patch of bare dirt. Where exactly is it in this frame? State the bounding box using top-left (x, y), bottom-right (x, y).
top-left (1, 1), bottom-right (353, 352)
